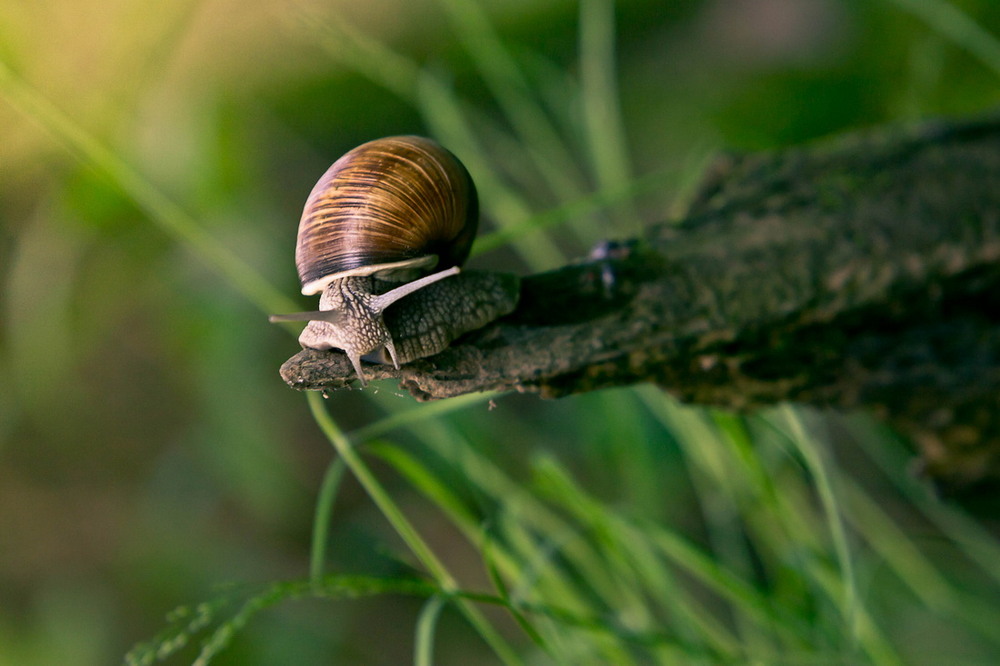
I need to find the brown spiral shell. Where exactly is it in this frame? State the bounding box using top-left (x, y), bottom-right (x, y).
top-left (295, 135), bottom-right (479, 295)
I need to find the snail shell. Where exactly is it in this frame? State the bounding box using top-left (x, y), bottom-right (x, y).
top-left (295, 135), bottom-right (478, 295)
top-left (271, 135), bottom-right (519, 387)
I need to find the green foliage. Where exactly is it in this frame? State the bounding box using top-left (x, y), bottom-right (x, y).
top-left (1, 1), bottom-right (1000, 665)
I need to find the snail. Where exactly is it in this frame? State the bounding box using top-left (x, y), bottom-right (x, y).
top-left (270, 135), bottom-right (519, 386)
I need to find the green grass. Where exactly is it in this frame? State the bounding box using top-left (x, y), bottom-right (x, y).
top-left (122, 388), bottom-right (1000, 664)
top-left (2, 1), bottom-right (1000, 664)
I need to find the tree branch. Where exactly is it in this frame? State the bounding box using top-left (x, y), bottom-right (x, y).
top-left (279, 113), bottom-right (1000, 491)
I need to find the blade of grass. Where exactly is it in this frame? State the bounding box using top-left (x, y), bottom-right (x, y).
top-left (635, 389), bottom-right (849, 651)
top-left (309, 458), bottom-right (346, 584)
top-left (415, 595), bottom-right (447, 666)
top-left (579, 0), bottom-right (640, 235)
top-left (808, 563), bottom-right (902, 666)
top-left (588, 390), bottom-right (661, 520)
top-left (472, 166), bottom-right (673, 255)
top-left (495, 509), bottom-right (578, 608)
top-left (884, 0), bottom-right (1000, 78)
top-left (480, 530), bottom-right (551, 654)
top-left (845, 418), bottom-right (1000, 589)
top-left (644, 522), bottom-right (814, 653)
top-left (497, 511), bottom-right (637, 665)
top-left (128, 576), bottom-right (437, 665)
top-left (639, 392), bottom-right (812, 573)
top-left (702, 410), bottom-right (789, 659)
top-left (385, 430), bottom-right (642, 662)
top-left (290, 6), bottom-right (419, 101)
top-left (0, 60), bottom-right (297, 319)
top-left (374, 408), bottom-right (797, 662)
top-left (368, 441), bottom-right (480, 528)
top-left (530, 446), bottom-right (841, 661)
top-left (305, 391), bottom-right (522, 665)
top-left (379, 419), bottom-right (579, 563)
top-left (840, 476), bottom-right (1000, 646)
top-left (351, 391), bottom-right (498, 443)
top-left (125, 600), bottom-right (221, 665)
top-left (841, 477), bottom-right (954, 611)
top-left (508, 476), bottom-right (646, 650)
top-left (531, 454), bottom-right (666, 632)
top-left (606, 522), bottom-right (724, 665)
top-left (778, 405), bottom-right (861, 642)
top-left (377, 418), bottom-right (645, 661)
top-left (189, 576), bottom-right (442, 665)
top-left (532, 454), bottom-right (739, 663)
top-left (370, 433), bottom-right (599, 659)
top-left (433, 0), bottom-right (589, 199)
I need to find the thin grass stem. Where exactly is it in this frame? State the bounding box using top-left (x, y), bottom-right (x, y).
top-left (778, 406), bottom-right (861, 640)
top-left (309, 458), bottom-right (346, 584)
top-left (305, 391), bottom-right (523, 665)
top-left (352, 391), bottom-right (498, 443)
top-left (579, 0), bottom-right (640, 235)
top-left (433, 0), bottom-right (588, 198)
top-left (884, 0), bottom-right (1000, 78)
top-left (0, 60), bottom-right (297, 319)
top-left (414, 595), bottom-right (447, 666)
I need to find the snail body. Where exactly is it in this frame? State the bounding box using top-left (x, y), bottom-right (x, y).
top-left (271, 136), bottom-right (517, 386)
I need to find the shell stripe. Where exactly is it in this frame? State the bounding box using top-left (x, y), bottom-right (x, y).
top-left (294, 136), bottom-right (477, 295)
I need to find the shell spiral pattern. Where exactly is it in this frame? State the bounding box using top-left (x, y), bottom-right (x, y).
top-left (295, 135), bottom-right (478, 295)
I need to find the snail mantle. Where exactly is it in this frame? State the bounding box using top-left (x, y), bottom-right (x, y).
top-left (278, 113), bottom-right (1000, 494)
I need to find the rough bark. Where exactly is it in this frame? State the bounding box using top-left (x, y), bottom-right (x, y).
top-left (279, 113), bottom-right (1000, 492)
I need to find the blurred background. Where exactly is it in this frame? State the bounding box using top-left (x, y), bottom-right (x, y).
top-left (2, 1), bottom-right (1000, 664)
